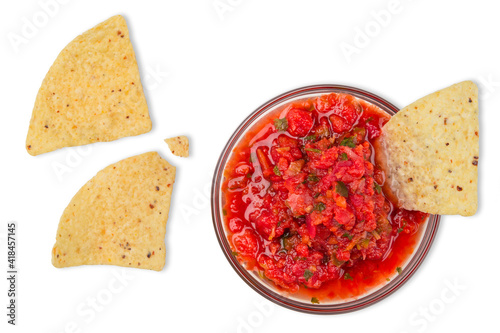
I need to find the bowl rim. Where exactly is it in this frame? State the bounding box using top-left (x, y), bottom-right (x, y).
top-left (211, 84), bottom-right (440, 314)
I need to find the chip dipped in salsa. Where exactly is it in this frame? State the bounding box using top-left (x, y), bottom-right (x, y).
top-left (221, 92), bottom-right (428, 302)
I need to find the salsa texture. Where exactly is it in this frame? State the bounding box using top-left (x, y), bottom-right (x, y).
top-left (222, 93), bottom-right (427, 301)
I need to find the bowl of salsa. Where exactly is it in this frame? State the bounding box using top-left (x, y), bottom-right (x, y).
top-left (212, 85), bottom-right (440, 313)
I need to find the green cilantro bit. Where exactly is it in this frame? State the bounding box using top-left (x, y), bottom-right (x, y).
top-left (365, 117), bottom-right (374, 122)
top-left (374, 182), bottom-right (382, 194)
top-left (308, 174), bottom-right (319, 182)
top-left (304, 269), bottom-right (313, 281)
top-left (386, 278), bottom-right (390, 282)
top-left (336, 181), bottom-right (349, 198)
top-left (304, 135), bottom-right (317, 141)
top-left (222, 209), bottom-right (227, 216)
top-left (296, 257), bottom-right (307, 261)
top-left (232, 251), bottom-right (239, 256)
top-left (340, 137), bottom-right (356, 148)
top-left (314, 202), bottom-right (326, 212)
top-left (344, 272), bottom-right (353, 280)
top-left (397, 228), bottom-right (403, 233)
top-left (313, 192), bottom-right (321, 198)
top-left (305, 148), bottom-right (322, 154)
top-left (396, 267), bottom-right (403, 275)
top-left (246, 173), bottom-right (252, 178)
top-left (311, 297), bottom-right (320, 304)
top-left (273, 165), bottom-right (281, 176)
top-left (274, 118), bottom-right (288, 131)
top-left (342, 232), bottom-right (353, 240)
top-left (340, 152), bottom-right (348, 161)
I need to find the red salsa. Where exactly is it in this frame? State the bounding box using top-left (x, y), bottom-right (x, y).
top-left (222, 93), bottom-right (428, 302)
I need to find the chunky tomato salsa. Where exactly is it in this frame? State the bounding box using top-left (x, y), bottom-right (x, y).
top-left (222, 93), bottom-right (427, 302)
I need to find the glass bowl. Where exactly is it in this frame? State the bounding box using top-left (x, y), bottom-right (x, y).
top-left (211, 84), bottom-right (440, 314)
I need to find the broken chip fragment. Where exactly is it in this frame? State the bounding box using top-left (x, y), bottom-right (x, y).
top-left (165, 135), bottom-right (189, 157)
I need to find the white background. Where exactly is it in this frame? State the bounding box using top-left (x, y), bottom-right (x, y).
top-left (0, 0), bottom-right (498, 332)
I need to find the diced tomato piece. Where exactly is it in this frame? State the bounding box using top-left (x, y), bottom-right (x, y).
top-left (277, 157), bottom-right (289, 175)
top-left (253, 210), bottom-right (278, 240)
top-left (256, 147), bottom-right (272, 170)
top-left (311, 147), bottom-right (339, 169)
top-left (286, 188), bottom-right (313, 217)
top-left (278, 134), bottom-right (300, 148)
top-left (271, 135), bottom-right (303, 163)
top-left (228, 217), bottom-right (244, 233)
top-left (334, 205), bottom-right (355, 230)
top-left (234, 162), bottom-right (254, 176)
top-left (336, 249), bottom-right (350, 262)
top-left (315, 93), bottom-right (362, 117)
top-left (257, 147), bottom-right (277, 179)
top-left (284, 159), bottom-right (305, 178)
top-left (330, 114), bottom-right (350, 133)
top-left (233, 229), bottom-right (259, 257)
top-left (316, 93), bottom-right (363, 133)
top-left (227, 176), bottom-right (248, 190)
top-left (306, 215), bottom-right (317, 239)
top-left (296, 243), bottom-right (309, 257)
top-left (286, 108), bottom-right (314, 137)
top-left (313, 117), bottom-right (331, 138)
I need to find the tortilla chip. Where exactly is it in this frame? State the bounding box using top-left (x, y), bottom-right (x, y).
top-left (52, 152), bottom-right (175, 271)
top-left (380, 81), bottom-right (479, 216)
top-left (26, 15), bottom-right (151, 156)
top-left (165, 136), bottom-right (189, 157)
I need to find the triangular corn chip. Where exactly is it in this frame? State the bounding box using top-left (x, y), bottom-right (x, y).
top-left (26, 15), bottom-right (151, 156)
top-left (380, 81), bottom-right (479, 216)
top-left (164, 136), bottom-right (189, 157)
top-left (52, 152), bottom-right (175, 271)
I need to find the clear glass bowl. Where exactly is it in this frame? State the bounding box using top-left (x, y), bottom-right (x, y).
top-left (211, 85), bottom-right (440, 314)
